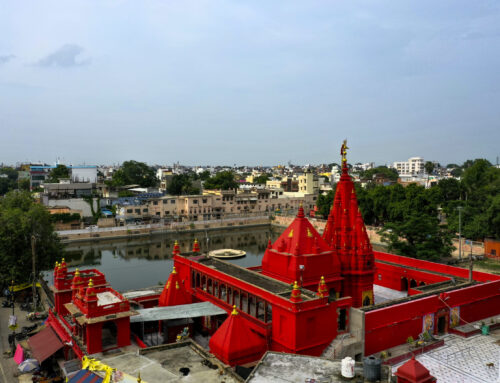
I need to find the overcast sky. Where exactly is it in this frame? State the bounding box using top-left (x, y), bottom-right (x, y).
top-left (1, 1), bottom-right (499, 166)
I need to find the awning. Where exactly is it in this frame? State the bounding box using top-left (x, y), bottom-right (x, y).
top-left (28, 326), bottom-right (64, 363)
top-left (130, 301), bottom-right (227, 323)
top-left (69, 369), bottom-right (103, 383)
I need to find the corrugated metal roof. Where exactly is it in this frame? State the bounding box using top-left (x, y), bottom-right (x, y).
top-left (130, 302), bottom-right (226, 323)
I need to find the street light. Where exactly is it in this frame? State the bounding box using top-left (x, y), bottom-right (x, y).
top-left (457, 206), bottom-right (463, 260)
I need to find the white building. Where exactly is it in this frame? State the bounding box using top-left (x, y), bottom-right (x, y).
top-left (71, 166), bottom-right (97, 183)
top-left (392, 157), bottom-right (424, 176)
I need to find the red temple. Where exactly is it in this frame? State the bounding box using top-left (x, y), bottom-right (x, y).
top-left (44, 141), bottom-right (500, 377)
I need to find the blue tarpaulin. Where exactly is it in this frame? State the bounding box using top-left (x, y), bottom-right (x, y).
top-left (69, 369), bottom-right (103, 383)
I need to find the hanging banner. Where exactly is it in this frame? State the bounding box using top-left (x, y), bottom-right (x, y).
top-left (422, 313), bottom-right (434, 334)
top-left (449, 306), bottom-right (460, 328)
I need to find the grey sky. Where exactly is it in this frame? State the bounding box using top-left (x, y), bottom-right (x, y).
top-left (1, 1), bottom-right (499, 166)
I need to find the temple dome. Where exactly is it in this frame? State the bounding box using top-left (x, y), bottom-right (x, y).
top-left (261, 206), bottom-right (341, 288)
top-left (209, 306), bottom-right (266, 366)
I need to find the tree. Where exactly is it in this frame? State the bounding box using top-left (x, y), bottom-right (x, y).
top-left (316, 189), bottom-right (335, 218)
top-left (254, 173), bottom-right (271, 184)
top-left (47, 164), bottom-right (70, 183)
top-left (203, 171), bottom-right (239, 190)
top-left (167, 174), bottom-right (200, 195)
top-left (360, 166), bottom-right (399, 182)
top-left (0, 191), bottom-right (63, 285)
top-left (380, 213), bottom-right (453, 260)
top-left (0, 167), bottom-right (18, 195)
top-left (111, 160), bottom-right (157, 188)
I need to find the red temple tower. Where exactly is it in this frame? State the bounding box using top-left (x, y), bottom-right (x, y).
top-left (261, 205), bottom-right (343, 294)
top-left (322, 141), bottom-right (375, 307)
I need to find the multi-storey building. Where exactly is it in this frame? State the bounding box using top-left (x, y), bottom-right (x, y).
top-left (392, 157), bottom-right (424, 176)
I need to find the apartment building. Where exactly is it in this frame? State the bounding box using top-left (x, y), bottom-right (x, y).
top-left (392, 157), bottom-right (424, 176)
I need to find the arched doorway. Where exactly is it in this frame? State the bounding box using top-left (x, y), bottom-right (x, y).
top-left (419, 282), bottom-right (426, 287)
top-left (410, 279), bottom-right (417, 288)
top-left (102, 321), bottom-right (118, 349)
top-left (363, 295), bottom-right (371, 307)
top-left (401, 277), bottom-right (409, 291)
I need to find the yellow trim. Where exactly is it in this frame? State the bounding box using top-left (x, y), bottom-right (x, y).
top-left (231, 305), bottom-right (238, 315)
top-left (288, 229), bottom-right (294, 238)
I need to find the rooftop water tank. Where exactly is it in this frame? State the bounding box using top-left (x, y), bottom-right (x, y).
top-left (341, 356), bottom-right (355, 378)
top-left (363, 356), bottom-right (381, 382)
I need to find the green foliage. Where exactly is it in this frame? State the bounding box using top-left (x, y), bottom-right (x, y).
top-left (167, 174), bottom-right (200, 195)
top-left (441, 159), bottom-right (500, 240)
top-left (316, 189), bottom-right (335, 218)
top-left (253, 173), bottom-right (271, 184)
top-left (111, 160), bottom-right (157, 188)
top-left (47, 164), bottom-right (69, 183)
top-left (50, 213), bottom-right (81, 223)
top-left (18, 178), bottom-right (30, 191)
top-left (424, 161), bottom-right (435, 175)
top-left (203, 171), bottom-right (239, 190)
top-left (360, 166), bottom-right (399, 182)
top-left (0, 191), bottom-right (63, 285)
top-left (0, 167), bottom-right (19, 195)
top-left (118, 190), bottom-right (136, 197)
top-left (198, 170), bottom-right (211, 181)
top-left (406, 336), bottom-right (414, 344)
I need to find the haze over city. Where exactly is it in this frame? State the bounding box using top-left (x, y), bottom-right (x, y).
top-left (1, 1), bottom-right (499, 165)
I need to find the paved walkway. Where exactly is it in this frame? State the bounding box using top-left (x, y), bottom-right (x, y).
top-left (392, 332), bottom-right (500, 383)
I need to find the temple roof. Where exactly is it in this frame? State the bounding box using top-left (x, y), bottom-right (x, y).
top-left (261, 206), bottom-right (341, 285)
top-left (395, 356), bottom-right (436, 383)
top-left (270, 206), bottom-right (332, 256)
top-left (322, 147), bottom-right (374, 273)
top-left (158, 267), bottom-right (191, 307)
top-left (209, 306), bottom-right (266, 366)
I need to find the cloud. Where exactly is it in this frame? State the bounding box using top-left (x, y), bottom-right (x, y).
top-left (0, 55), bottom-right (15, 64)
top-left (37, 44), bottom-right (89, 67)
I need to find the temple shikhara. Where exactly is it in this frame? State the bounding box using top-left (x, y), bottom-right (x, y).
top-left (43, 142), bottom-right (500, 381)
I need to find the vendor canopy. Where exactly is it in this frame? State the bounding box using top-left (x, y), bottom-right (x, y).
top-left (28, 327), bottom-right (64, 363)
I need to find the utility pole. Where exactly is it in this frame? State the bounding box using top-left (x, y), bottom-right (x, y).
top-left (31, 235), bottom-right (37, 311)
top-left (469, 240), bottom-right (473, 283)
top-left (457, 206), bottom-right (463, 260)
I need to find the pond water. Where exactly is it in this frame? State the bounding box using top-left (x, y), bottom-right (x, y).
top-left (50, 226), bottom-right (284, 291)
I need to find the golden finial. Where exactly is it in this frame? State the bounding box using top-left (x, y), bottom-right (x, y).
top-left (137, 372), bottom-right (142, 383)
top-left (175, 281), bottom-right (180, 290)
top-left (174, 240), bottom-right (178, 245)
top-left (62, 258), bottom-right (65, 263)
top-left (288, 229), bottom-right (294, 238)
top-left (293, 281), bottom-right (299, 290)
top-left (320, 276), bottom-right (325, 282)
top-left (194, 238), bottom-right (198, 243)
top-left (341, 139), bottom-right (349, 163)
top-left (172, 266), bottom-right (177, 274)
top-left (231, 305), bottom-right (238, 315)
top-left (74, 268), bottom-right (80, 276)
top-left (88, 279), bottom-right (94, 288)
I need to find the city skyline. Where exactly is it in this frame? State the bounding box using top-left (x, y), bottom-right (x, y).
top-left (1, 1), bottom-right (499, 165)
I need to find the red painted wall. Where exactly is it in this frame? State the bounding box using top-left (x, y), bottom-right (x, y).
top-left (365, 280), bottom-right (500, 355)
top-left (374, 261), bottom-right (449, 291)
top-left (374, 251), bottom-right (500, 282)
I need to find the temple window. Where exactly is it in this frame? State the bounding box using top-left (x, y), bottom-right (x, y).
top-left (207, 279), bottom-right (213, 294)
top-left (227, 288), bottom-right (233, 305)
top-left (265, 304), bottom-right (273, 323)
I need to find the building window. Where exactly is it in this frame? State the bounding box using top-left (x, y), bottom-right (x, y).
top-left (193, 199), bottom-right (198, 204)
top-left (163, 200), bottom-right (168, 204)
top-left (153, 201), bottom-right (158, 205)
top-left (170, 200), bottom-right (175, 204)
top-left (126, 209), bottom-right (132, 213)
top-left (202, 198), bottom-right (207, 203)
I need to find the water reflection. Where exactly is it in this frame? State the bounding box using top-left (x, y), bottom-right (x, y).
top-left (56, 226), bottom-right (283, 292)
